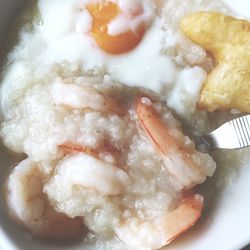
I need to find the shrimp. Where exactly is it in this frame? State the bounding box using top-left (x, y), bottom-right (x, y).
top-left (58, 143), bottom-right (96, 156)
top-left (58, 142), bottom-right (112, 155)
top-left (44, 152), bottom-right (130, 197)
top-left (6, 159), bottom-right (84, 241)
top-left (115, 194), bottom-right (203, 250)
top-left (136, 97), bottom-right (216, 189)
top-left (50, 81), bottom-right (124, 115)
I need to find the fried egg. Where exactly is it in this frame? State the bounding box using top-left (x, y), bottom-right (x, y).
top-left (2, 0), bottom-right (228, 124)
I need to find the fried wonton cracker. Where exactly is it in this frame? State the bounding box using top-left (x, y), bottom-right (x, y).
top-left (180, 12), bottom-right (250, 112)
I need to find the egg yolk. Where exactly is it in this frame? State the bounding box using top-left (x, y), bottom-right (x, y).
top-left (87, 1), bottom-right (145, 54)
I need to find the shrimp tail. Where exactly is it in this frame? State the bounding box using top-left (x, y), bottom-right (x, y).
top-left (163, 194), bottom-right (203, 244)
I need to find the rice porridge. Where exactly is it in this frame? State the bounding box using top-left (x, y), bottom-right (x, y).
top-left (0, 0), bottom-right (249, 250)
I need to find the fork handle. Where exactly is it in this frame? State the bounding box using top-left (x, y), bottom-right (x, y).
top-left (195, 114), bottom-right (250, 152)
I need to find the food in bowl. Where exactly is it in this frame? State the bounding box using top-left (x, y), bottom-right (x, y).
top-left (2, 73), bottom-right (216, 249)
top-left (0, 0), bottom-right (249, 249)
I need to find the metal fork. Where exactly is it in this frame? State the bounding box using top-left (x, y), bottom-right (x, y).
top-left (195, 114), bottom-right (250, 152)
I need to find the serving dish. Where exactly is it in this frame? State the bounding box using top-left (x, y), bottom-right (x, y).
top-left (0, 1), bottom-right (250, 250)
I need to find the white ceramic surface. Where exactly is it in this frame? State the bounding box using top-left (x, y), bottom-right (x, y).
top-left (0, 1), bottom-right (250, 250)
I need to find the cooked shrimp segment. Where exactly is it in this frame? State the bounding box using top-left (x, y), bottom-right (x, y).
top-left (136, 97), bottom-right (215, 189)
top-left (115, 194), bottom-right (203, 250)
top-left (51, 81), bottom-right (124, 114)
top-left (44, 153), bottom-right (130, 196)
top-left (58, 143), bottom-right (95, 156)
top-left (6, 159), bottom-right (83, 241)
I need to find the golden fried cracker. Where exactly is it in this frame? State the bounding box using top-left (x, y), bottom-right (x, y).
top-left (180, 12), bottom-right (250, 112)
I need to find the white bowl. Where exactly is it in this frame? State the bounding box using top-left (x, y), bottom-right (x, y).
top-left (0, 1), bottom-right (250, 250)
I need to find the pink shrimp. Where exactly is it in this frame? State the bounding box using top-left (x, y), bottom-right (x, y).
top-left (136, 96), bottom-right (216, 189)
top-left (6, 159), bottom-right (84, 241)
top-left (50, 81), bottom-right (124, 115)
top-left (115, 194), bottom-right (203, 249)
